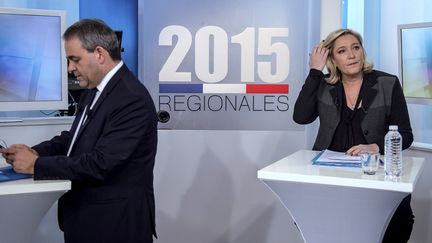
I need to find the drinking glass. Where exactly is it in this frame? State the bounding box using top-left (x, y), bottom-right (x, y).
top-left (360, 152), bottom-right (380, 175)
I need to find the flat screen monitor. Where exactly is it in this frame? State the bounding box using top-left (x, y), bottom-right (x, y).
top-left (398, 22), bottom-right (432, 104)
top-left (0, 7), bottom-right (67, 111)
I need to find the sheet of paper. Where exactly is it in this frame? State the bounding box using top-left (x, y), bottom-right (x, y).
top-left (317, 149), bottom-right (360, 163)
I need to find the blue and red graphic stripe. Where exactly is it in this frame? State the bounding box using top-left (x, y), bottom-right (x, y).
top-left (159, 84), bottom-right (289, 94)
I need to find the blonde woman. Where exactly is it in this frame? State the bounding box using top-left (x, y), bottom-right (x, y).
top-left (293, 28), bottom-right (413, 243)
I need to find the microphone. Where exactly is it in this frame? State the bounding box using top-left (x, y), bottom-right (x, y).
top-left (87, 109), bottom-right (94, 120)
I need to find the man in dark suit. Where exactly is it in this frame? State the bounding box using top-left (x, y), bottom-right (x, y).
top-left (0, 19), bottom-right (157, 243)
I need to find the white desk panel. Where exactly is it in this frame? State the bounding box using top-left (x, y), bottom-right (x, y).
top-left (257, 150), bottom-right (425, 243)
top-left (0, 158), bottom-right (70, 243)
top-left (258, 150), bottom-right (424, 193)
top-left (0, 158), bottom-right (70, 195)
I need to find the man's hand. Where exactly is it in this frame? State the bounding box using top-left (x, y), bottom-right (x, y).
top-left (1, 144), bottom-right (38, 174)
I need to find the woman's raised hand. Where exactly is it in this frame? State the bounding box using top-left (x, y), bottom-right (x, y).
top-left (309, 42), bottom-right (329, 71)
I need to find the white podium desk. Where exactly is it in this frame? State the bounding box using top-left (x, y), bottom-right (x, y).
top-left (0, 161), bottom-right (70, 243)
top-left (257, 150), bottom-right (424, 243)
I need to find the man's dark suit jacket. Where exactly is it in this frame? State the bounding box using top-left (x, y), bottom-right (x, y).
top-left (32, 64), bottom-right (157, 243)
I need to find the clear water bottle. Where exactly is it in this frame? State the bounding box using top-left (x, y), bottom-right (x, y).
top-left (384, 125), bottom-right (403, 178)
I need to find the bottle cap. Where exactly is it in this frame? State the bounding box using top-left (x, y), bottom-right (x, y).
top-left (389, 125), bottom-right (398, 130)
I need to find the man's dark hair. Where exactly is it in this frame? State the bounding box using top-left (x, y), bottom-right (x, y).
top-left (63, 19), bottom-right (121, 60)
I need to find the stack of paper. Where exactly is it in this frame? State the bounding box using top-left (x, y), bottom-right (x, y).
top-left (0, 166), bottom-right (32, 182)
top-left (312, 149), bottom-right (361, 167)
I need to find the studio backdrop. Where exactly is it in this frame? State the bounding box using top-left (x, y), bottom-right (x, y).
top-left (139, 0), bottom-right (320, 130)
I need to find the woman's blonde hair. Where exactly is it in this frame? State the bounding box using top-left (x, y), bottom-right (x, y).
top-left (323, 28), bottom-right (373, 84)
